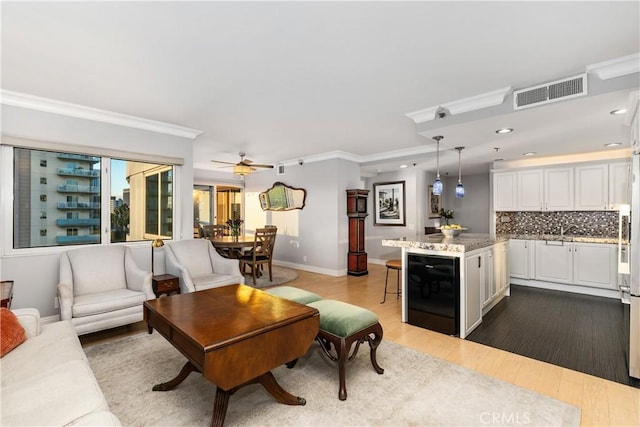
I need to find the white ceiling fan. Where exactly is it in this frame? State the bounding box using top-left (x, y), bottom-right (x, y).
top-left (211, 152), bottom-right (274, 176)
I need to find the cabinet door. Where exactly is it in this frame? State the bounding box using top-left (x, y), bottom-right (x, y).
top-left (464, 253), bottom-right (483, 334)
top-left (544, 167), bottom-right (574, 211)
top-left (493, 172), bottom-right (517, 211)
top-left (495, 242), bottom-right (509, 292)
top-left (535, 241), bottom-right (573, 284)
top-left (517, 169), bottom-right (543, 211)
top-left (509, 239), bottom-right (530, 279)
top-left (609, 161), bottom-right (631, 209)
top-left (575, 164), bottom-right (608, 211)
top-left (482, 249), bottom-right (495, 307)
top-left (573, 243), bottom-right (617, 289)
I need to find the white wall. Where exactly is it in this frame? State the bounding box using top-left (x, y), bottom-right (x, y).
top-left (243, 158), bottom-right (361, 276)
top-left (0, 104), bottom-right (195, 317)
top-left (441, 173), bottom-right (490, 233)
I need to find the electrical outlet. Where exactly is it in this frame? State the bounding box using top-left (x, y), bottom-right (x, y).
top-left (303, 255), bottom-right (307, 262)
top-left (290, 240), bottom-right (299, 248)
top-left (54, 297), bottom-right (59, 309)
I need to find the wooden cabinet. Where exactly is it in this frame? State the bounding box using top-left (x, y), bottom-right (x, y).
top-left (535, 240), bottom-right (573, 284)
top-left (509, 239), bottom-right (534, 279)
top-left (532, 240), bottom-right (617, 290)
top-left (464, 252), bottom-right (483, 335)
top-left (517, 169), bottom-right (544, 211)
top-left (493, 172), bottom-right (517, 211)
top-left (346, 189), bottom-right (369, 276)
top-left (544, 167), bottom-right (574, 211)
top-left (573, 242), bottom-right (617, 289)
top-left (575, 164), bottom-right (608, 210)
top-left (609, 161), bottom-right (631, 209)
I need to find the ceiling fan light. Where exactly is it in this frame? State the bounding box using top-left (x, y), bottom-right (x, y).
top-left (233, 165), bottom-right (252, 175)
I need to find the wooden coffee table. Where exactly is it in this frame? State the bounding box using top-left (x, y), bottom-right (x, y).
top-left (143, 284), bottom-right (319, 426)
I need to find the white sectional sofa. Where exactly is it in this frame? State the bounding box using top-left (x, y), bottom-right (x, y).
top-left (0, 309), bottom-right (120, 426)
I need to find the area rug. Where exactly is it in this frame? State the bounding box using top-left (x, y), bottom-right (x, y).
top-left (243, 265), bottom-right (298, 289)
top-left (84, 332), bottom-right (580, 426)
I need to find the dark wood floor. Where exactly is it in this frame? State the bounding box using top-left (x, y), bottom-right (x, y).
top-left (467, 285), bottom-right (637, 387)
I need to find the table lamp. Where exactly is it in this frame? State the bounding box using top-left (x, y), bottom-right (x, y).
top-left (151, 239), bottom-right (164, 275)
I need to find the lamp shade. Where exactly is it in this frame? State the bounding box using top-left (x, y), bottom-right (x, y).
top-left (233, 165), bottom-right (252, 176)
top-left (432, 178), bottom-right (443, 195)
top-left (456, 183), bottom-right (465, 198)
top-left (151, 239), bottom-right (164, 275)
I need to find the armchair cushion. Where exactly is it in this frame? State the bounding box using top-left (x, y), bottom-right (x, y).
top-left (0, 308), bottom-right (26, 357)
top-left (66, 246), bottom-right (128, 296)
top-left (170, 240), bottom-right (216, 277)
top-left (72, 289), bottom-right (147, 318)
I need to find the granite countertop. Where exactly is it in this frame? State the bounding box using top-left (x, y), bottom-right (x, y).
top-left (382, 233), bottom-right (508, 253)
top-left (500, 234), bottom-right (621, 244)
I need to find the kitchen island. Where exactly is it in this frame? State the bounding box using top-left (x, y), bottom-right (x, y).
top-left (382, 233), bottom-right (509, 338)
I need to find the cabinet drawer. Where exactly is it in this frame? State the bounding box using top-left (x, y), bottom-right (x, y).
top-left (155, 279), bottom-right (178, 292)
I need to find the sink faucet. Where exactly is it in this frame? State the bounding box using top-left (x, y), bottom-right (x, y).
top-left (560, 224), bottom-right (578, 237)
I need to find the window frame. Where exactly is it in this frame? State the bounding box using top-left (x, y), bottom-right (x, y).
top-left (0, 142), bottom-right (182, 257)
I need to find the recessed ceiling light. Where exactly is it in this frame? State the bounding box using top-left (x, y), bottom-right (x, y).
top-left (399, 164), bottom-right (408, 168)
top-left (609, 109), bottom-right (627, 115)
top-left (496, 128), bottom-right (513, 134)
top-left (604, 142), bottom-right (622, 147)
top-left (523, 152), bottom-right (536, 156)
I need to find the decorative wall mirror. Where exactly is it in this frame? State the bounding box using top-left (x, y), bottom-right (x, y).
top-left (259, 182), bottom-right (306, 211)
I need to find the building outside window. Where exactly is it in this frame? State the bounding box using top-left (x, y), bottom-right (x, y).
top-left (12, 148), bottom-right (175, 249)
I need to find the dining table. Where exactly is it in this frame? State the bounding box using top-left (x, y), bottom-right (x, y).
top-left (209, 235), bottom-right (255, 259)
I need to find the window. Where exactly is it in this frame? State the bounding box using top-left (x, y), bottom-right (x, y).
top-left (12, 148), bottom-right (176, 249)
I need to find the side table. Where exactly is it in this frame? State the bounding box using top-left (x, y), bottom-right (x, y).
top-left (152, 274), bottom-right (180, 298)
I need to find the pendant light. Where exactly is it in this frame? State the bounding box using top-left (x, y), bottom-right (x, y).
top-left (455, 146), bottom-right (465, 198)
top-left (432, 136), bottom-right (443, 195)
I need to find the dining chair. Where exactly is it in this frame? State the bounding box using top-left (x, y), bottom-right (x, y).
top-left (239, 228), bottom-right (277, 287)
top-left (203, 224), bottom-right (228, 239)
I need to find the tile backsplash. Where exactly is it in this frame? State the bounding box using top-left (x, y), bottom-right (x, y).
top-left (496, 211), bottom-right (619, 237)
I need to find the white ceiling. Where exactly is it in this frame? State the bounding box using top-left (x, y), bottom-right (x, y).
top-left (1, 1), bottom-right (639, 177)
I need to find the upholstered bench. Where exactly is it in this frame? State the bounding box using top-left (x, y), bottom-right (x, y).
top-left (306, 299), bottom-right (384, 400)
top-left (265, 286), bottom-right (323, 304)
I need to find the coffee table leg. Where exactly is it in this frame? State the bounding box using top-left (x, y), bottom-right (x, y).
top-left (211, 387), bottom-right (231, 427)
top-left (258, 371), bottom-right (306, 405)
top-left (152, 361), bottom-right (198, 391)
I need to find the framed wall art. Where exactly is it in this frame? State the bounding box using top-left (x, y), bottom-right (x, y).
top-left (373, 181), bottom-right (406, 226)
top-left (427, 185), bottom-right (442, 218)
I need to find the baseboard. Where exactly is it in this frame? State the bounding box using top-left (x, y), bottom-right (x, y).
top-left (510, 278), bottom-right (620, 299)
top-left (368, 258), bottom-right (388, 266)
top-left (273, 260), bottom-right (345, 277)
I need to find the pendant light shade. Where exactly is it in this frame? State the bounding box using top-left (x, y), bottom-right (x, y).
top-left (455, 146), bottom-right (465, 198)
top-left (432, 136), bottom-right (444, 196)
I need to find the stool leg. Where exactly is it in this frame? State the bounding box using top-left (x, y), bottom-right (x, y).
top-left (396, 269), bottom-right (401, 299)
top-left (381, 267), bottom-right (390, 304)
top-left (367, 323), bottom-right (385, 375)
top-left (337, 338), bottom-right (348, 401)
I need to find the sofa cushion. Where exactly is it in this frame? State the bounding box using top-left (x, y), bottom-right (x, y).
top-left (1, 321), bottom-right (85, 386)
top-left (67, 246), bottom-right (128, 296)
top-left (1, 359), bottom-right (109, 427)
top-left (192, 274), bottom-right (241, 290)
top-left (169, 240), bottom-right (214, 278)
top-left (72, 289), bottom-right (146, 318)
top-left (0, 308), bottom-right (26, 357)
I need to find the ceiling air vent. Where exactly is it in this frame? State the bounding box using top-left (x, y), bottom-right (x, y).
top-left (276, 164), bottom-right (285, 175)
top-left (513, 73), bottom-right (587, 110)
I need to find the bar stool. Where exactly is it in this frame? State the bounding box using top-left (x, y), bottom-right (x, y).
top-left (381, 259), bottom-right (402, 303)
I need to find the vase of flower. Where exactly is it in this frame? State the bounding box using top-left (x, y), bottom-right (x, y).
top-left (225, 218), bottom-right (243, 241)
top-left (440, 209), bottom-right (454, 226)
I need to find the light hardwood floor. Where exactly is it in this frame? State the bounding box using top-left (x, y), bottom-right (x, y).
top-left (82, 265), bottom-right (640, 426)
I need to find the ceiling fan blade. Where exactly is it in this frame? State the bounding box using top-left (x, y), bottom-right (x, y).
top-left (211, 160), bottom-right (236, 165)
top-left (249, 163), bottom-right (274, 169)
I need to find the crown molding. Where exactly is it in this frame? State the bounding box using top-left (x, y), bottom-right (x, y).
top-left (405, 86), bottom-right (511, 124)
top-left (0, 90), bottom-right (203, 139)
top-left (587, 53), bottom-right (640, 80)
top-left (442, 86), bottom-right (512, 115)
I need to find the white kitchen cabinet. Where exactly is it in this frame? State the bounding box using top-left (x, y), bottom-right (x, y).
top-left (494, 241), bottom-right (509, 293)
top-left (464, 252), bottom-right (483, 335)
top-left (573, 243), bottom-right (617, 289)
top-left (517, 169), bottom-right (544, 211)
top-left (493, 172), bottom-right (517, 211)
top-left (482, 249), bottom-right (495, 307)
top-left (535, 240), bottom-right (573, 284)
top-left (544, 167), bottom-right (574, 211)
top-left (575, 164), bottom-right (608, 211)
top-left (609, 161), bottom-right (631, 209)
top-left (509, 239), bottom-right (534, 279)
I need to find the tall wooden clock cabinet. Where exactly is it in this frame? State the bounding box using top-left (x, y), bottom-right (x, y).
top-left (346, 189), bottom-right (369, 276)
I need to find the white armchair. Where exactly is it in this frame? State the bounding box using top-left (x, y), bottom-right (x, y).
top-left (165, 239), bottom-right (245, 293)
top-left (57, 245), bottom-right (154, 335)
